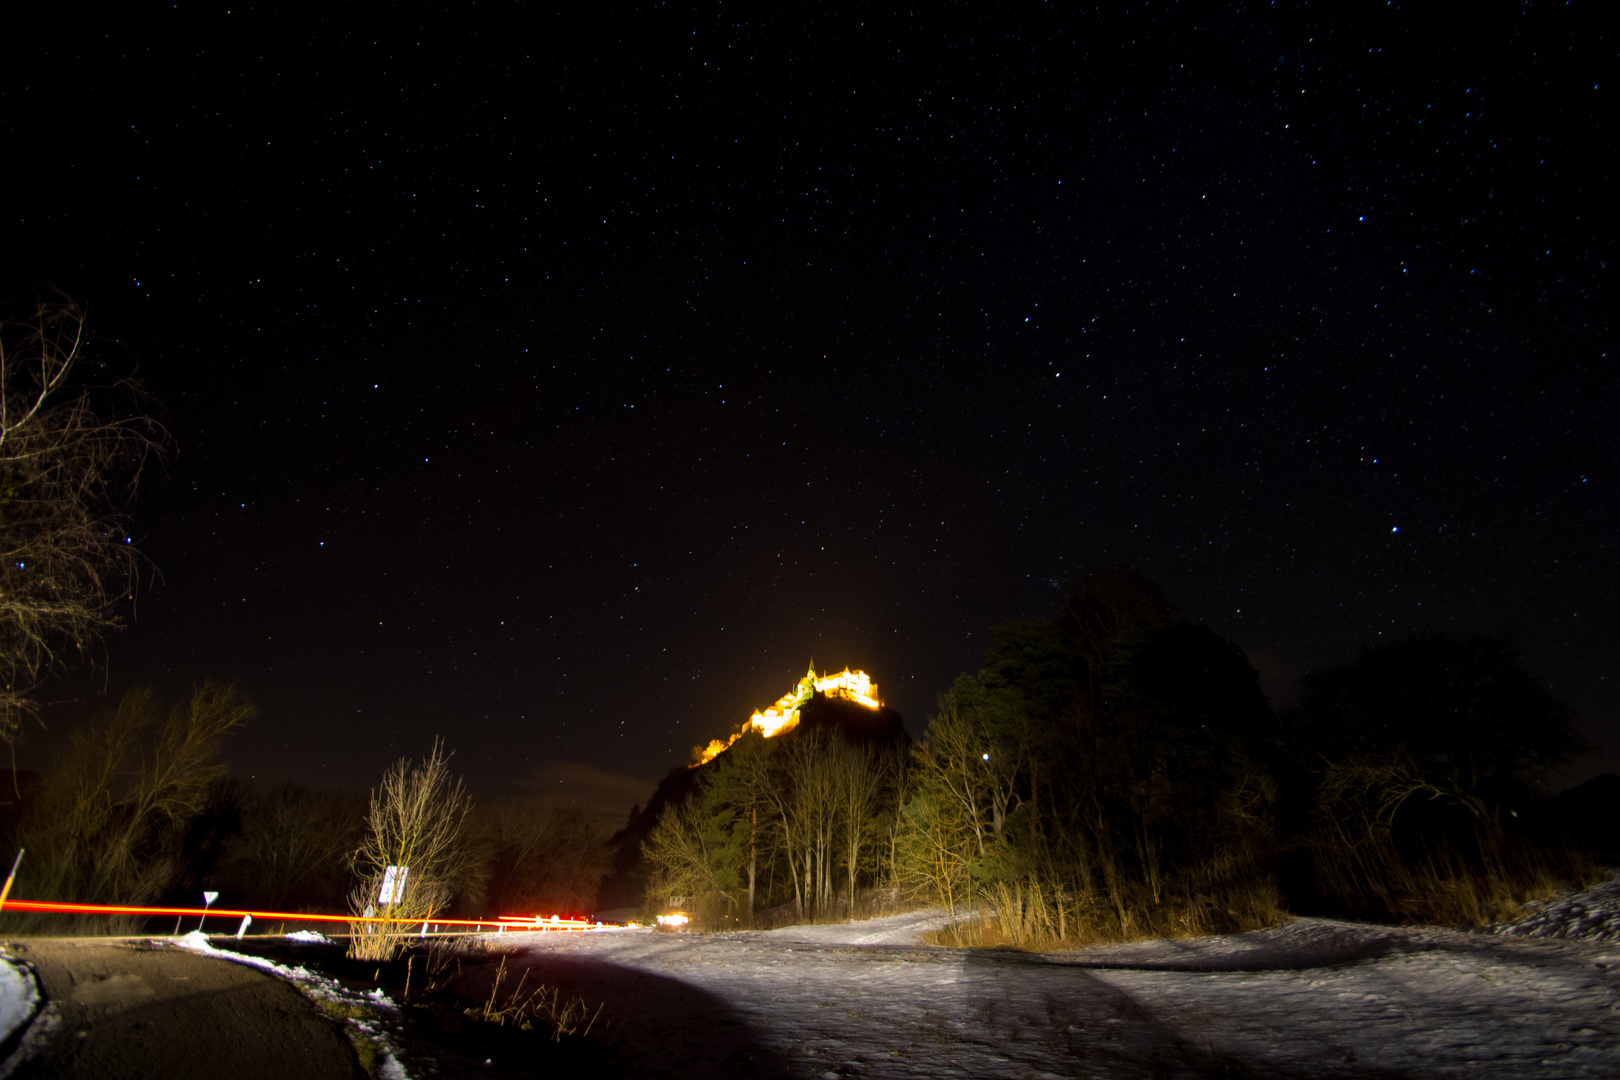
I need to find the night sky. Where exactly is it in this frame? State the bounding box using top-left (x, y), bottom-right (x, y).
top-left (5, 3), bottom-right (1614, 803)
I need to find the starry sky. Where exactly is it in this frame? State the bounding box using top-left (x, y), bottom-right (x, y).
top-left (4, 3), bottom-right (1614, 800)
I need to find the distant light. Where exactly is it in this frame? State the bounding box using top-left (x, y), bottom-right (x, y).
top-left (1391, 526), bottom-right (1400, 533)
top-left (982, 753), bottom-right (990, 761)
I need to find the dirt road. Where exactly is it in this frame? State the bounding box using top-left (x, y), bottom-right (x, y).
top-left (2, 938), bottom-right (365, 1080)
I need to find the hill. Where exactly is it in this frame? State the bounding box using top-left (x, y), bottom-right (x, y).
top-left (596, 667), bottom-right (908, 912)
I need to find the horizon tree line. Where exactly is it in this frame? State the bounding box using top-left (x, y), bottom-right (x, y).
top-left (641, 567), bottom-right (1596, 941)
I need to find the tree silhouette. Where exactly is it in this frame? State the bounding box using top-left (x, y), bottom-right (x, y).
top-left (1294, 635), bottom-right (1586, 828)
top-left (0, 292), bottom-right (164, 737)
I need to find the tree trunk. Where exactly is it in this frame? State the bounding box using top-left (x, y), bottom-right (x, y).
top-left (789, 847), bottom-right (803, 916)
top-left (747, 805), bottom-right (757, 917)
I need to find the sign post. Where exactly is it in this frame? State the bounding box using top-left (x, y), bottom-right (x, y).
top-left (378, 867), bottom-right (408, 905)
top-left (0, 850), bottom-right (23, 913)
top-left (198, 891), bottom-right (219, 933)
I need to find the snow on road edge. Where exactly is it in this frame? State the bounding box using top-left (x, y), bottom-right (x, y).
top-left (172, 932), bottom-right (410, 1080)
top-left (1493, 867), bottom-right (1620, 942)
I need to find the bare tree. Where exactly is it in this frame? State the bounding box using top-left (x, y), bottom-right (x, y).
top-left (348, 740), bottom-right (478, 960)
top-left (0, 292), bottom-right (164, 738)
top-left (893, 787), bottom-right (977, 917)
top-left (785, 728), bottom-right (839, 914)
top-left (16, 683), bottom-right (254, 920)
top-left (640, 795), bottom-right (739, 915)
top-left (834, 739), bottom-right (885, 912)
top-left (912, 693), bottom-right (1006, 857)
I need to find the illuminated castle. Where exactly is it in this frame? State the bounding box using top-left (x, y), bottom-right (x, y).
top-left (692, 662), bottom-right (882, 765)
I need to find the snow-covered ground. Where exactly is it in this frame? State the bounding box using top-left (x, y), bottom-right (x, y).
top-left (1, 874), bottom-right (1614, 1077)
top-left (496, 878), bottom-right (1620, 1079)
top-left (0, 946), bottom-right (39, 1072)
top-left (1495, 872), bottom-right (1620, 943)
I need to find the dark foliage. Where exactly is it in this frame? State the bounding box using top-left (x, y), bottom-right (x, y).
top-left (1281, 635), bottom-right (1592, 921)
top-left (1533, 774), bottom-right (1620, 859)
top-left (909, 569), bottom-right (1595, 941)
top-left (1292, 635), bottom-right (1586, 815)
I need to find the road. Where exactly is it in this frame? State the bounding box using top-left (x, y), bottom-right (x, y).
top-left (1, 938), bottom-right (364, 1080)
top-left (2, 892), bottom-right (1616, 1079)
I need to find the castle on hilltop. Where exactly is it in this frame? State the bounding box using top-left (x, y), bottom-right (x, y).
top-left (692, 662), bottom-right (882, 765)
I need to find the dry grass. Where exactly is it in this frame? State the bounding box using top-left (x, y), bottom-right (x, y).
top-left (917, 835), bottom-right (1601, 949)
top-left (379, 939), bottom-right (606, 1044)
top-left (1311, 833), bottom-right (1600, 928)
top-left (924, 874), bottom-right (1289, 951)
top-left (469, 955), bottom-right (603, 1040)
top-left (399, 938), bottom-right (463, 1002)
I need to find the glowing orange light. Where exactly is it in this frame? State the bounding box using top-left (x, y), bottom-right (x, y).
top-left (496, 913), bottom-right (603, 930)
top-left (691, 663), bottom-right (882, 765)
top-left (812, 668), bottom-right (880, 709)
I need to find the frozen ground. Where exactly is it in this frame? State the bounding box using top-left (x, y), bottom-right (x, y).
top-left (492, 880), bottom-right (1620, 1079)
top-left (0, 874), bottom-right (1614, 1077)
top-left (0, 945), bottom-right (39, 1068)
top-left (1496, 872), bottom-right (1620, 943)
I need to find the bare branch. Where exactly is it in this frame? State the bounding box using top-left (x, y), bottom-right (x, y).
top-left (0, 289), bottom-right (167, 738)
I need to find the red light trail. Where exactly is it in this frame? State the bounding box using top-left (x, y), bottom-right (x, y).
top-left (1, 899), bottom-right (607, 930)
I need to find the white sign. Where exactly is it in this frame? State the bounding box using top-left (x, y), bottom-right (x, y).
top-left (378, 866), bottom-right (409, 904)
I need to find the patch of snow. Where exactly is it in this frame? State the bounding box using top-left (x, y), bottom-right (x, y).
top-left (494, 882), bottom-right (1620, 1079)
top-left (0, 951), bottom-right (41, 1080)
top-left (285, 930), bottom-right (335, 944)
top-left (171, 933), bottom-right (412, 1078)
top-left (1494, 868), bottom-right (1620, 942)
top-left (0, 953), bottom-right (37, 1047)
top-left (0, 1001), bottom-right (55, 1080)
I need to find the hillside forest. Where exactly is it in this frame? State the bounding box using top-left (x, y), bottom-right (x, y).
top-left (633, 568), bottom-right (1605, 945)
top-left (0, 568), bottom-right (1607, 952)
